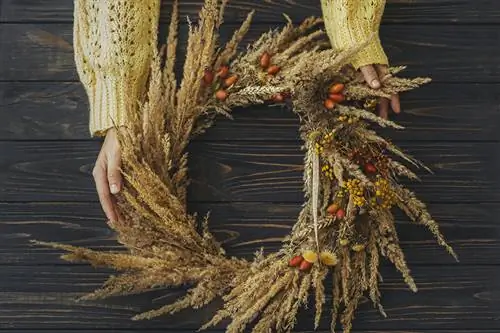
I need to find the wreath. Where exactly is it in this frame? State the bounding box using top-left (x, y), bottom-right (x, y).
top-left (36, 1), bottom-right (457, 332)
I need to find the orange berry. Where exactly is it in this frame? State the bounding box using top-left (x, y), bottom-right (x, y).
top-left (299, 260), bottom-right (313, 272)
top-left (329, 83), bottom-right (345, 94)
top-left (324, 99), bottom-right (336, 110)
top-left (328, 93), bottom-right (345, 103)
top-left (216, 65), bottom-right (230, 79)
top-left (267, 65), bottom-right (281, 75)
top-left (289, 255), bottom-right (303, 267)
top-left (202, 69), bottom-right (214, 85)
top-left (364, 163), bottom-right (377, 174)
top-left (326, 203), bottom-right (339, 215)
top-left (260, 52), bottom-right (271, 69)
top-left (215, 90), bottom-right (228, 101)
top-left (223, 75), bottom-right (238, 87)
top-left (272, 93), bottom-right (284, 103)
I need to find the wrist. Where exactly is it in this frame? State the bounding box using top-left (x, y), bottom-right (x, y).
top-left (350, 36), bottom-right (388, 70)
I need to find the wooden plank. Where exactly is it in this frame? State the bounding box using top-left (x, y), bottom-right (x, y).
top-left (189, 141), bottom-right (500, 203)
top-left (0, 141), bottom-right (498, 203)
top-left (1, 0), bottom-right (498, 23)
top-left (1, 24), bottom-right (499, 82)
top-left (1, 202), bottom-right (497, 265)
top-left (0, 265), bottom-right (498, 330)
top-left (1, 82), bottom-right (498, 141)
top-left (0, 82), bottom-right (89, 139)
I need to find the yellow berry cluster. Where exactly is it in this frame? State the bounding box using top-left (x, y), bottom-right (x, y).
top-left (314, 142), bottom-right (324, 154)
top-left (337, 115), bottom-right (360, 124)
top-left (370, 176), bottom-right (397, 209)
top-left (314, 131), bottom-right (335, 155)
top-left (321, 163), bottom-right (334, 180)
top-left (363, 98), bottom-right (378, 111)
top-left (336, 186), bottom-right (346, 199)
top-left (321, 131), bottom-right (334, 144)
top-left (345, 178), bottom-right (366, 207)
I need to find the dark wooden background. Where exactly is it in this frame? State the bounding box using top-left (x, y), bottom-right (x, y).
top-left (1, 0), bottom-right (499, 332)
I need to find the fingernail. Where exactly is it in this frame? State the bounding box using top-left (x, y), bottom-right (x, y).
top-left (110, 184), bottom-right (119, 194)
top-left (371, 80), bottom-right (381, 89)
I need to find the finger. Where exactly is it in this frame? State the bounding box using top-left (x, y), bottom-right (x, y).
top-left (360, 65), bottom-right (381, 89)
top-left (378, 98), bottom-right (390, 119)
top-left (107, 151), bottom-right (122, 195)
top-left (375, 64), bottom-right (392, 82)
top-left (391, 94), bottom-right (401, 114)
top-left (93, 164), bottom-right (118, 222)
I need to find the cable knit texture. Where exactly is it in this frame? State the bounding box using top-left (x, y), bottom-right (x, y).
top-left (74, 0), bottom-right (160, 136)
top-left (320, 0), bottom-right (388, 69)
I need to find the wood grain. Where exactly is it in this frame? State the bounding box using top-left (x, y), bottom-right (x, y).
top-left (189, 141), bottom-right (500, 203)
top-left (0, 141), bottom-right (499, 203)
top-left (0, 82), bottom-right (89, 139)
top-left (1, 24), bottom-right (499, 82)
top-left (1, 82), bottom-right (498, 141)
top-left (0, 1), bottom-right (499, 332)
top-left (1, 202), bottom-right (497, 265)
top-left (0, 265), bottom-right (498, 330)
top-left (1, 0), bottom-right (498, 23)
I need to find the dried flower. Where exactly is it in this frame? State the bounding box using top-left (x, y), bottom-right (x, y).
top-left (320, 252), bottom-right (338, 266)
top-left (303, 250), bottom-right (319, 263)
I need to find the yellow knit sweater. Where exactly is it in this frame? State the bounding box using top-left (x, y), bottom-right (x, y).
top-left (74, 0), bottom-right (388, 136)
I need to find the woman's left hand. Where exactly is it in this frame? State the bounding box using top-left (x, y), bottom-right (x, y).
top-left (359, 64), bottom-right (401, 119)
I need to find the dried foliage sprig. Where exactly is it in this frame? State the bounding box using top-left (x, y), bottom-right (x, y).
top-left (37, 1), bottom-right (456, 332)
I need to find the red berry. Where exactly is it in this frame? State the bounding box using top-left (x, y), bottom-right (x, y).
top-left (324, 99), bottom-right (336, 110)
top-left (267, 65), bottom-right (281, 75)
top-left (260, 52), bottom-right (271, 69)
top-left (329, 83), bottom-right (345, 94)
top-left (215, 90), bottom-right (228, 101)
top-left (289, 255), bottom-right (303, 267)
top-left (336, 209), bottom-right (346, 219)
top-left (326, 203), bottom-right (339, 215)
top-left (364, 163), bottom-right (377, 174)
top-left (223, 75), bottom-right (238, 87)
top-left (272, 93), bottom-right (284, 103)
top-left (299, 260), bottom-right (313, 272)
top-left (328, 93), bottom-right (345, 103)
top-left (216, 65), bottom-right (230, 79)
top-left (203, 69), bottom-right (214, 85)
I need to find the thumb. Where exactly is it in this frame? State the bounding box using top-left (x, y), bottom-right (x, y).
top-left (107, 151), bottom-right (122, 195)
top-left (360, 65), bottom-right (381, 89)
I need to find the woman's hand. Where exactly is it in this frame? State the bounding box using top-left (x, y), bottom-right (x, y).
top-left (360, 64), bottom-right (401, 119)
top-left (92, 127), bottom-right (123, 222)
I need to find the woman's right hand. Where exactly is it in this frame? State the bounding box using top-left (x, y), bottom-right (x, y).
top-left (359, 64), bottom-right (401, 119)
top-left (92, 127), bottom-right (123, 222)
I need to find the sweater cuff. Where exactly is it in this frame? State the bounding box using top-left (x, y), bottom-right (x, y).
top-left (350, 35), bottom-right (388, 70)
top-left (88, 75), bottom-right (136, 137)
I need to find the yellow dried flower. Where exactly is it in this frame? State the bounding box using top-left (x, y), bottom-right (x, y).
top-left (319, 251), bottom-right (338, 266)
top-left (303, 250), bottom-right (318, 263)
top-left (345, 178), bottom-right (366, 207)
top-left (352, 244), bottom-right (366, 252)
top-left (372, 176), bottom-right (397, 210)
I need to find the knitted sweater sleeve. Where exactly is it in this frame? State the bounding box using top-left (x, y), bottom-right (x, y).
top-left (73, 0), bottom-right (160, 137)
top-left (320, 0), bottom-right (388, 69)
